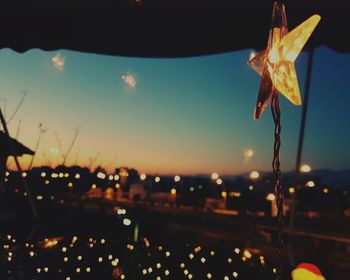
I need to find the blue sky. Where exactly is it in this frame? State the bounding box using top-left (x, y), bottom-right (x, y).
top-left (0, 47), bottom-right (349, 174)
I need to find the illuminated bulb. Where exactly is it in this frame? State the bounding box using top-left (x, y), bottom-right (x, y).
top-left (91, 184), bottom-right (97, 189)
top-left (101, 239), bottom-right (106, 244)
top-left (207, 273), bottom-right (212, 279)
top-left (289, 187), bottom-right (295, 194)
top-left (165, 270), bottom-right (169, 276)
top-left (188, 274), bottom-right (193, 279)
top-left (323, 187), bottom-right (329, 194)
top-left (227, 258), bottom-right (232, 263)
top-left (142, 269), bottom-right (147, 275)
top-left (21, 172), bottom-right (27, 178)
top-left (233, 271), bottom-right (238, 278)
top-left (108, 175), bottom-right (114, 180)
top-left (98, 257), bottom-right (103, 262)
top-left (180, 263), bottom-right (185, 268)
top-left (156, 263), bottom-right (161, 269)
top-left (148, 267), bottom-right (153, 273)
top-left (184, 270), bottom-right (189, 275)
top-left (75, 173), bottom-right (80, 179)
top-left (37, 268), bottom-right (41, 273)
top-left (36, 195), bottom-right (43, 200)
top-left (77, 255), bottom-right (82, 261)
top-left (171, 188), bottom-right (176, 195)
top-left (44, 267), bottom-right (48, 272)
top-left (120, 274), bottom-right (125, 279)
top-left (86, 267), bottom-right (91, 272)
top-left (165, 251), bottom-right (170, 257)
top-left (273, 268), bottom-right (277, 273)
top-left (210, 251), bottom-right (215, 256)
top-left (221, 191), bottom-right (227, 198)
top-left (224, 276), bottom-right (230, 280)
top-left (249, 185), bottom-right (254, 191)
top-left (41, 172), bottom-right (46, 177)
top-left (76, 268), bottom-right (80, 273)
top-left (189, 253), bottom-right (194, 259)
top-left (29, 251), bottom-right (35, 257)
top-left (174, 175), bottom-right (181, 182)
top-left (61, 247), bottom-right (67, 253)
top-left (67, 182), bottom-right (73, 188)
top-left (108, 254), bottom-right (113, 260)
top-left (64, 257), bottom-right (68, 262)
top-left (154, 176), bottom-right (160, 183)
top-left (114, 174), bottom-right (120, 180)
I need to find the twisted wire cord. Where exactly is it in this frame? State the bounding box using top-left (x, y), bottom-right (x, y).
top-left (271, 93), bottom-right (284, 280)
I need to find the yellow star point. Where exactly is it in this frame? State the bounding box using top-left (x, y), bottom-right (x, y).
top-left (248, 2), bottom-right (321, 119)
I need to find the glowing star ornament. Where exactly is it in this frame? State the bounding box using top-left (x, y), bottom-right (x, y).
top-left (248, 2), bottom-right (321, 119)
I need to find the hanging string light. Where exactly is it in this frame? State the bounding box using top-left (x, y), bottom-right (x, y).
top-left (248, 1), bottom-right (320, 279)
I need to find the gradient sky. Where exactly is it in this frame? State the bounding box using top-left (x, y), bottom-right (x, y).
top-left (0, 47), bottom-right (349, 175)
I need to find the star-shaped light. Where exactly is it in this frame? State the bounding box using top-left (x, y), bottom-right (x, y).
top-left (248, 2), bottom-right (321, 119)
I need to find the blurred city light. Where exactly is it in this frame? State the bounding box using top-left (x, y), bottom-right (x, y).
top-left (249, 171), bottom-right (260, 180)
top-left (300, 164), bottom-right (312, 173)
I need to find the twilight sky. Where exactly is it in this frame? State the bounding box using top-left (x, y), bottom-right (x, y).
top-left (0, 47), bottom-right (349, 175)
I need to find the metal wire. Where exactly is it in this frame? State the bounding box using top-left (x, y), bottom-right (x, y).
top-left (271, 92), bottom-right (284, 280)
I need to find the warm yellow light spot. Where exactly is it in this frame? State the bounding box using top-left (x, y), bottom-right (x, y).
top-left (211, 173), bottom-right (219, 180)
top-left (174, 175), bottom-right (181, 182)
top-left (36, 195), bottom-right (43, 201)
top-left (216, 178), bottom-right (223, 185)
top-left (266, 193), bottom-right (276, 201)
top-left (91, 184), bottom-right (97, 189)
top-left (230, 192), bottom-right (241, 198)
top-left (323, 187), bottom-right (329, 194)
top-left (98, 257), bottom-right (103, 262)
top-left (67, 182), bottom-right (73, 188)
top-left (221, 191), bottom-right (227, 198)
top-left (201, 257), bottom-right (206, 263)
top-left (243, 249), bottom-right (252, 259)
top-left (305, 180), bottom-right (315, 188)
top-left (154, 176), bottom-right (160, 183)
top-left (75, 173), bottom-right (80, 179)
top-left (233, 271), bottom-right (238, 278)
top-left (300, 164), bottom-right (312, 173)
top-left (45, 180), bottom-right (49, 185)
top-left (249, 171), bottom-right (260, 180)
top-left (289, 187), bottom-right (295, 194)
top-left (97, 172), bottom-right (106, 179)
top-left (140, 173), bottom-right (146, 181)
top-left (115, 183), bottom-right (120, 189)
top-left (21, 172), bottom-right (27, 178)
top-left (170, 188), bottom-right (176, 195)
top-left (207, 273), bottom-right (212, 279)
top-left (189, 253), bottom-right (194, 259)
top-left (41, 172), bottom-right (46, 177)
